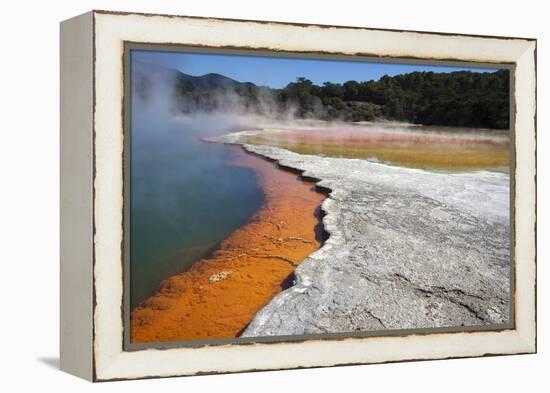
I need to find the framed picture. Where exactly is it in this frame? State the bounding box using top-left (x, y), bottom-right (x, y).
top-left (60, 10), bottom-right (537, 381)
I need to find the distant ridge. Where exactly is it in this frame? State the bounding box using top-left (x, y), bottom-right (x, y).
top-left (132, 60), bottom-right (254, 91)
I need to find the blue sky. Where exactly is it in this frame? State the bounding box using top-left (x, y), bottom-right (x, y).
top-left (133, 49), bottom-right (499, 89)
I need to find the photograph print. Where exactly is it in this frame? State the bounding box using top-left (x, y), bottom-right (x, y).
top-left (126, 47), bottom-right (512, 346)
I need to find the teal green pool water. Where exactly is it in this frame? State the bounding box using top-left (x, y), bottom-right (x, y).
top-left (130, 106), bottom-right (264, 309)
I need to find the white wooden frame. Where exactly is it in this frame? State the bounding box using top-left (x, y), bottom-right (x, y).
top-left (60, 10), bottom-right (537, 381)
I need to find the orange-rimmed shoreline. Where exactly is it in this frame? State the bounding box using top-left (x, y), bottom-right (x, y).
top-left (130, 145), bottom-right (327, 343)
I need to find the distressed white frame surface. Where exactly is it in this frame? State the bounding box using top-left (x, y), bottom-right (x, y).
top-left (73, 10), bottom-right (537, 381)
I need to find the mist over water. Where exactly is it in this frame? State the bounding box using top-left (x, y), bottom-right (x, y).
top-left (130, 84), bottom-right (265, 309)
top-left (129, 60), bottom-right (338, 309)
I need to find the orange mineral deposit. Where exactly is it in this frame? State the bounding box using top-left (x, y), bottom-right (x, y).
top-left (131, 146), bottom-right (326, 343)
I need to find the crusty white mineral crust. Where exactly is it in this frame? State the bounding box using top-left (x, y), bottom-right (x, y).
top-left (214, 133), bottom-right (511, 336)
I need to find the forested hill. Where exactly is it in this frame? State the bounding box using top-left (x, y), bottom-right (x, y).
top-left (135, 60), bottom-right (510, 130)
top-left (322, 70), bottom-right (511, 129)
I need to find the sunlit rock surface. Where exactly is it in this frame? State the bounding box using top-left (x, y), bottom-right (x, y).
top-left (215, 134), bottom-right (511, 336)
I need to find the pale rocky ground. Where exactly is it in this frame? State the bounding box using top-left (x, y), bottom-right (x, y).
top-left (213, 132), bottom-right (511, 336)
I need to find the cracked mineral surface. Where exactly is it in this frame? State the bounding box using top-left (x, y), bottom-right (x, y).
top-left (214, 132), bottom-right (511, 337)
